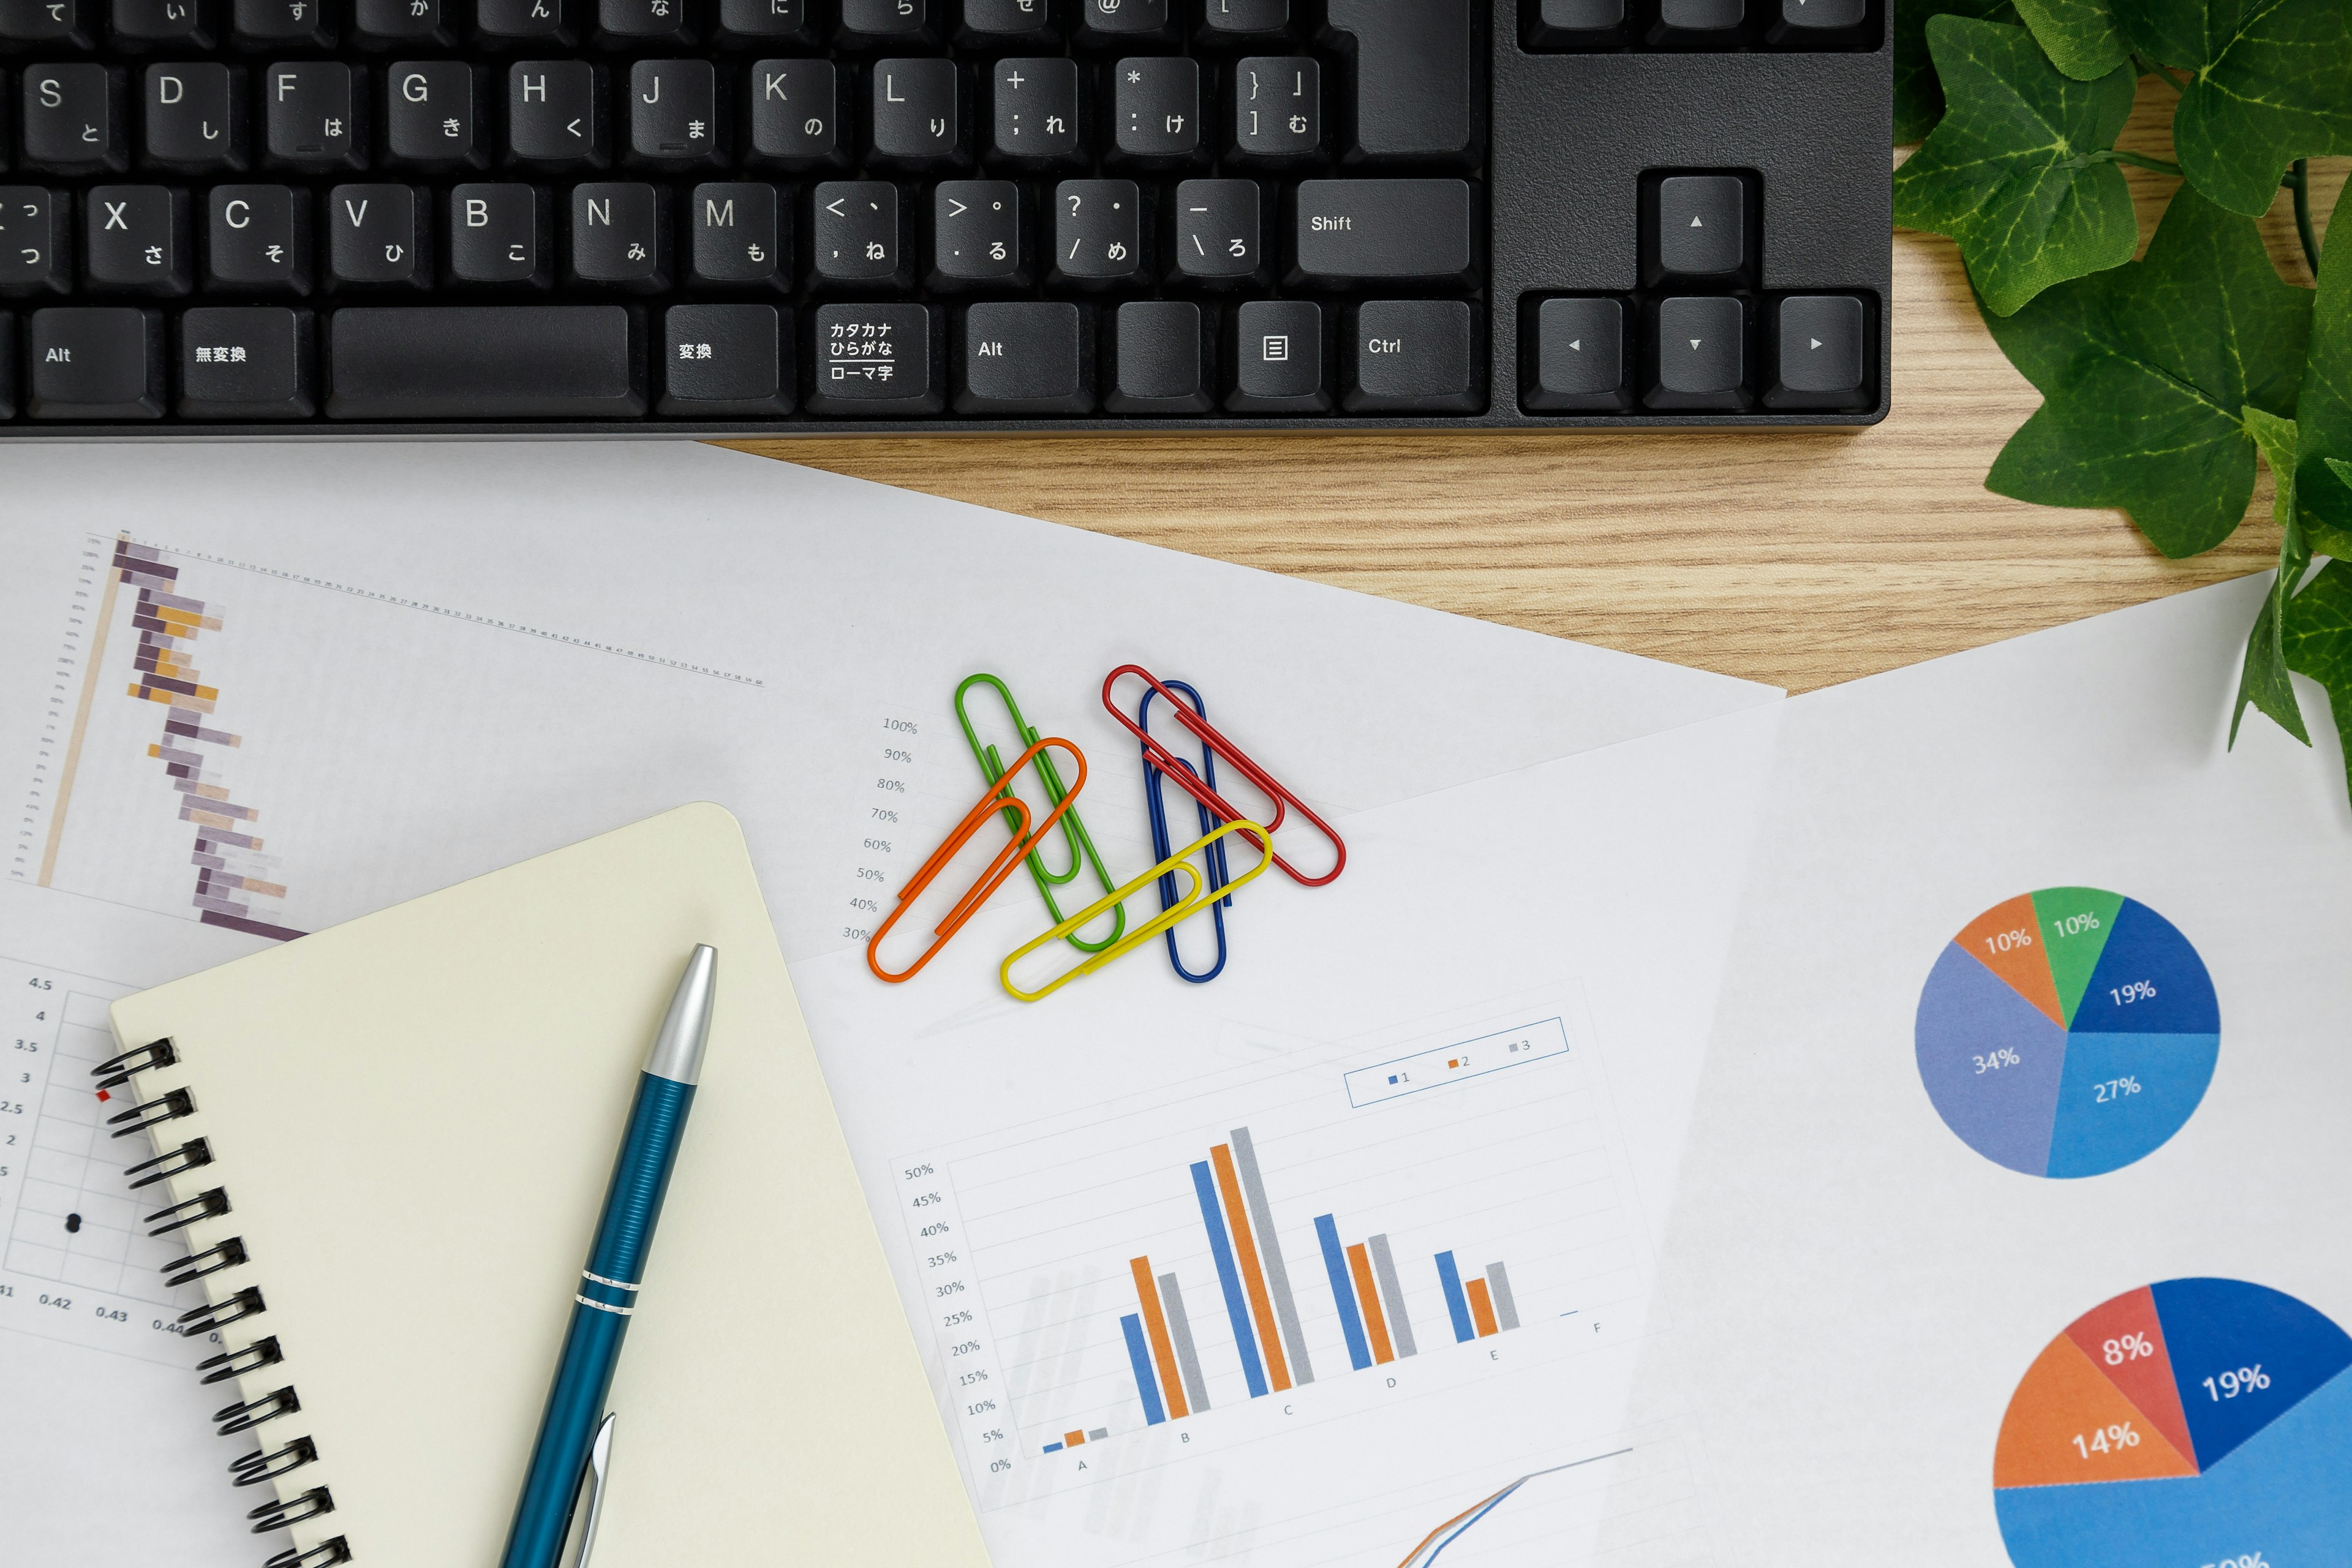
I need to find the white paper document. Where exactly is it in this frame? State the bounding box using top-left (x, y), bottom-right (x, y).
top-left (0, 443), bottom-right (1774, 1565)
top-left (1611, 576), bottom-right (2352, 1567)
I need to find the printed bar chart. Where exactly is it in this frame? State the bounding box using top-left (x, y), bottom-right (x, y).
top-left (1437, 1251), bottom-right (1522, 1343)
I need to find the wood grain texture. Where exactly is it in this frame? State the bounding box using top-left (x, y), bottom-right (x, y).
top-left (729, 86), bottom-right (2341, 695)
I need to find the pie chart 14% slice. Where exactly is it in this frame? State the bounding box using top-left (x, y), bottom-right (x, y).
top-left (1913, 887), bottom-right (2220, 1178)
top-left (1992, 1278), bottom-right (2352, 1568)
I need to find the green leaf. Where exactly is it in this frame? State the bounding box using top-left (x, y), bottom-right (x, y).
top-left (2294, 222), bottom-right (2352, 556)
top-left (2014, 0), bottom-right (2133, 77)
top-left (2116, 0), bottom-right (2352, 216)
top-left (1893, 17), bottom-right (2140, 314)
top-left (1981, 187), bottom-right (2313, 554)
top-left (2231, 407), bottom-right (2312, 745)
top-left (2282, 559), bottom-right (2352, 802)
top-left (1895, 0), bottom-right (2026, 142)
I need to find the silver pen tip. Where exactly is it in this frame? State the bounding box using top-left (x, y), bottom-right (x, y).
top-left (643, 944), bottom-right (717, 1085)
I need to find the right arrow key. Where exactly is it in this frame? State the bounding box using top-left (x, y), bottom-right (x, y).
top-left (1766, 294), bottom-right (1868, 410)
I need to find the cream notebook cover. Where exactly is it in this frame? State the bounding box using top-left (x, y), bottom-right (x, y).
top-left (104, 804), bottom-right (991, 1568)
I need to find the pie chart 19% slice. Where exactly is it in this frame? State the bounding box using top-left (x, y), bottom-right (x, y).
top-left (1913, 887), bottom-right (2220, 1178)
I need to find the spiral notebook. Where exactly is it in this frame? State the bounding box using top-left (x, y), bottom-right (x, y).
top-left (98, 804), bottom-right (991, 1568)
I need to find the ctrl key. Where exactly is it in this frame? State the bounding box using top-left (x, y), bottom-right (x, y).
top-left (180, 307), bottom-right (316, 420)
top-left (28, 308), bottom-right (166, 421)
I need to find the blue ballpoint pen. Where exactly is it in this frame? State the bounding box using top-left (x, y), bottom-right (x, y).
top-left (499, 944), bottom-right (718, 1568)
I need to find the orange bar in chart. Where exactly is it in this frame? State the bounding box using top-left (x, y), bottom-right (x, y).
top-left (1954, 894), bottom-right (2065, 1026)
top-left (1128, 1257), bottom-right (1190, 1419)
top-left (1345, 1243), bottom-right (1395, 1364)
top-left (1464, 1277), bottom-right (1501, 1338)
top-left (1209, 1144), bottom-right (1293, 1391)
top-left (1993, 1335), bottom-right (2198, 1488)
top-left (1063, 1431), bottom-right (1085, 1448)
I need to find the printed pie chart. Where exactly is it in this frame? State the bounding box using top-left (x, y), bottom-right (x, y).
top-left (1915, 888), bottom-right (2219, 1178)
top-left (1994, 1278), bottom-right (2352, 1567)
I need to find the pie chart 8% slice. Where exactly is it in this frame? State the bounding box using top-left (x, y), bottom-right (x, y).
top-left (2101, 1332), bottom-right (2155, 1365)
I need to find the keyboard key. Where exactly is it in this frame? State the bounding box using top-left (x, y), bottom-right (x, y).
top-left (22, 65), bottom-right (127, 175)
top-left (810, 179), bottom-right (906, 287)
top-left (1231, 56), bottom-right (1316, 161)
top-left (628, 59), bottom-right (723, 167)
top-left (990, 56), bottom-right (1080, 166)
top-left (205, 183), bottom-right (309, 291)
top-left (0, 187), bottom-right (73, 295)
top-left (1533, 0), bottom-right (1625, 34)
top-left (960, 0), bottom-right (1050, 44)
top-left (1347, 299), bottom-right (1477, 413)
top-left (1076, 0), bottom-right (1167, 43)
top-left (1765, 293), bottom-right (1865, 408)
top-left (1654, 174), bottom-right (1744, 279)
top-left (807, 300), bottom-right (941, 414)
top-left (869, 57), bottom-right (962, 169)
top-left (178, 303), bottom-right (313, 417)
top-left (661, 301), bottom-right (791, 413)
top-left (1229, 296), bottom-right (1323, 412)
top-left (1648, 295), bottom-right (1744, 409)
top-left (1523, 295), bottom-right (1629, 411)
top-left (84, 183), bottom-right (189, 293)
top-left (1289, 178), bottom-right (1474, 286)
top-left (1106, 298), bottom-right (1210, 413)
top-left (233, 0), bottom-right (332, 47)
top-left (507, 60), bottom-right (605, 167)
top-left (143, 63), bottom-right (245, 171)
top-left (355, 0), bottom-right (453, 46)
top-left (1659, 0), bottom-right (1742, 29)
top-left (1326, 0), bottom-right (1475, 162)
top-left (747, 58), bottom-right (844, 167)
top-left (0, 314), bottom-right (12, 417)
top-left (1201, 0), bottom-right (1286, 38)
top-left (930, 178), bottom-right (1024, 288)
top-left (326, 182), bottom-right (427, 287)
top-left (568, 180), bottom-right (665, 287)
top-left (265, 61), bottom-right (365, 169)
top-left (717, 0), bottom-right (812, 41)
top-left (837, 0), bottom-right (930, 47)
top-left (598, 0), bottom-right (691, 46)
top-left (28, 305), bottom-right (164, 418)
top-left (115, 0), bottom-right (216, 47)
top-left (2, 0), bottom-right (93, 44)
top-left (687, 181), bottom-right (786, 287)
top-left (1051, 176), bottom-right (1144, 287)
top-left (476, 0), bottom-right (570, 42)
top-left (326, 303), bottom-right (644, 416)
top-left (386, 61), bottom-right (484, 167)
top-left (956, 299), bottom-right (1090, 413)
top-left (448, 181), bottom-right (549, 283)
top-left (1170, 176), bottom-right (1262, 285)
top-left (1110, 56), bottom-right (1200, 167)
top-left (1779, 0), bottom-right (1865, 27)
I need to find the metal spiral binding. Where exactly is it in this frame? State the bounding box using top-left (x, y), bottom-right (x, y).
top-left (95, 1039), bottom-right (342, 1564)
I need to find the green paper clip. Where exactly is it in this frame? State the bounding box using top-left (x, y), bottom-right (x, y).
top-left (955, 673), bottom-right (1126, 953)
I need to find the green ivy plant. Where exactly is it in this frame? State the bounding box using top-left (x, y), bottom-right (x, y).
top-left (1892, 0), bottom-right (2352, 801)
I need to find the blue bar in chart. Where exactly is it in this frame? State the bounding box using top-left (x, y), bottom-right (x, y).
top-left (1191, 1159), bottom-right (1270, 1398)
top-left (1314, 1214), bottom-right (1374, 1371)
top-left (1121, 1313), bottom-right (1167, 1425)
top-left (1436, 1251), bottom-right (1476, 1344)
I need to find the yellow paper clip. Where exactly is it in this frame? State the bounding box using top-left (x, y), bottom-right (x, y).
top-left (1000, 819), bottom-right (1273, 1002)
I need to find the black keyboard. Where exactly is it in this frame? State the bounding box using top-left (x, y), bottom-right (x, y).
top-left (0, 0), bottom-right (1890, 436)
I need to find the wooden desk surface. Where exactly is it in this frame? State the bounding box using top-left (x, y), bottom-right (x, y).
top-left (736, 96), bottom-right (2340, 696)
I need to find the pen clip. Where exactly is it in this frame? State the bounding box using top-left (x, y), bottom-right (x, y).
top-left (569, 1412), bottom-right (616, 1568)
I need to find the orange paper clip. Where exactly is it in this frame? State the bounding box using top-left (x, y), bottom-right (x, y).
top-left (867, 737), bottom-right (1089, 984)
top-left (1101, 665), bottom-right (1345, 886)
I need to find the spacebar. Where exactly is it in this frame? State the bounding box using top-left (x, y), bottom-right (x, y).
top-left (326, 306), bottom-right (646, 420)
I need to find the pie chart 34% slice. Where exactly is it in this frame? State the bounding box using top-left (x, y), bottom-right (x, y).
top-left (1913, 888), bottom-right (2220, 1178)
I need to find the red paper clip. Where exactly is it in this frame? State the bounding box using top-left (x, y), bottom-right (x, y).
top-left (1100, 665), bottom-right (1345, 887)
top-left (868, 737), bottom-right (1089, 984)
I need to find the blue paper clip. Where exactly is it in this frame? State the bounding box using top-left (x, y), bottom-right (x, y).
top-left (1139, 680), bottom-right (1233, 983)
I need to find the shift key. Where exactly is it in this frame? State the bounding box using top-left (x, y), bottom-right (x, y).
top-left (1289, 179), bottom-right (1476, 287)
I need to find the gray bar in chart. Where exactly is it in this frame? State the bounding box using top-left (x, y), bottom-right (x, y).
top-left (1485, 1262), bottom-right (1521, 1331)
top-left (1366, 1234), bottom-right (1417, 1357)
top-left (1087, 1427), bottom-right (1108, 1441)
top-left (1158, 1272), bottom-right (1212, 1412)
top-left (1229, 1125), bottom-right (1314, 1384)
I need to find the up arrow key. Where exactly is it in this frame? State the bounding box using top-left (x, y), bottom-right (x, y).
top-left (1689, 216), bottom-right (1703, 227)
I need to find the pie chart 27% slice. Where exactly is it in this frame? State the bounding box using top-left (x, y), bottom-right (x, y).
top-left (1913, 887), bottom-right (2220, 1178)
top-left (1993, 1278), bottom-right (2352, 1568)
